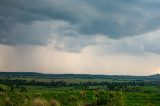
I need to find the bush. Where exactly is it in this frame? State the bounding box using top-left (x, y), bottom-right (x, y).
top-left (32, 98), bottom-right (48, 106)
top-left (3, 97), bottom-right (13, 106)
top-left (20, 86), bottom-right (27, 92)
top-left (50, 98), bottom-right (60, 106)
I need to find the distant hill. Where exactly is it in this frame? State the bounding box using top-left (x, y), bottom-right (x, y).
top-left (0, 72), bottom-right (160, 80)
top-left (148, 74), bottom-right (160, 79)
top-left (0, 72), bottom-right (43, 77)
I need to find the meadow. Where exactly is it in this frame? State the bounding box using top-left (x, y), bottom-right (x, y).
top-left (0, 72), bottom-right (160, 106)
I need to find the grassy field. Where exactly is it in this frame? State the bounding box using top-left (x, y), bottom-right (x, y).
top-left (0, 72), bottom-right (160, 106)
top-left (0, 85), bottom-right (160, 106)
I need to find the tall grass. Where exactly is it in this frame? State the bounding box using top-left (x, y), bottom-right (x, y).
top-left (49, 98), bottom-right (60, 106)
top-left (3, 97), bottom-right (13, 106)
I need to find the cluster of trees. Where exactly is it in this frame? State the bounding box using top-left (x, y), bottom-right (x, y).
top-left (0, 78), bottom-right (160, 87)
top-left (0, 78), bottom-right (160, 93)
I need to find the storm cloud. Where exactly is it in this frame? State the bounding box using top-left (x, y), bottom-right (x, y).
top-left (1, 0), bottom-right (160, 74)
top-left (1, 0), bottom-right (160, 53)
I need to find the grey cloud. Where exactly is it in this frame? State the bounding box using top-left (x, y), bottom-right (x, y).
top-left (0, 20), bottom-right (78, 45)
top-left (0, 20), bottom-right (93, 52)
top-left (1, 0), bottom-right (160, 53)
top-left (95, 30), bottom-right (160, 55)
top-left (83, 0), bottom-right (160, 38)
top-left (0, 0), bottom-right (102, 46)
top-left (52, 35), bottom-right (96, 52)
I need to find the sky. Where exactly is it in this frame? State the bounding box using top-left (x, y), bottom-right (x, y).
top-left (0, 0), bottom-right (160, 75)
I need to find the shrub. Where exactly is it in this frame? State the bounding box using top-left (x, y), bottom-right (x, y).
top-left (49, 98), bottom-right (60, 106)
top-left (3, 97), bottom-right (13, 106)
top-left (20, 86), bottom-right (27, 92)
top-left (32, 98), bottom-right (48, 106)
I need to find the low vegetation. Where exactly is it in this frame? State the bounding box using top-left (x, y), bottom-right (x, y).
top-left (0, 72), bottom-right (160, 106)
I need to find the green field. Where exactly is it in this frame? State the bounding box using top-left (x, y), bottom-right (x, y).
top-left (0, 72), bottom-right (160, 106)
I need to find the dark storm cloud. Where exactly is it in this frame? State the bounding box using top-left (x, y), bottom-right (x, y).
top-left (0, 0), bottom-right (160, 51)
top-left (83, 0), bottom-right (160, 37)
top-left (0, 0), bottom-right (98, 45)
